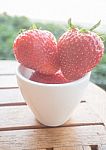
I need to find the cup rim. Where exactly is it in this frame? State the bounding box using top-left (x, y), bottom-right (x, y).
top-left (16, 64), bottom-right (91, 87)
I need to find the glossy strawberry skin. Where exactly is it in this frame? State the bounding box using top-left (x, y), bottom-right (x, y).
top-left (13, 29), bottom-right (59, 75)
top-left (57, 29), bottom-right (104, 80)
top-left (30, 71), bottom-right (69, 84)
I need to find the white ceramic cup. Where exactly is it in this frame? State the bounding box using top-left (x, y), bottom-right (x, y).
top-left (16, 64), bottom-right (91, 126)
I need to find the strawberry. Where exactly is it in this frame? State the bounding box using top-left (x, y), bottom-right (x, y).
top-left (57, 20), bottom-right (104, 80)
top-left (13, 29), bottom-right (59, 75)
top-left (30, 70), bottom-right (69, 84)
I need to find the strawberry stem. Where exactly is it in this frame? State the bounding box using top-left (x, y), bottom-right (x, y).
top-left (18, 29), bottom-right (26, 34)
top-left (80, 20), bottom-right (101, 33)
top-left (89, 20), bottom-right (101, 31)
top-left (68, 18), bottom-right (75, 29)
top-left (80, 28), bottom-right (88, 33)
top-left (29, 24), bottom-right (37, 30)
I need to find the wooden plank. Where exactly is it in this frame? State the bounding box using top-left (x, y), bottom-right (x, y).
top-left (0, 75), bottom-right (18, 88)
top-left (0, 105), bottom-right (42, 130)
top-left (0, 60), bottom-right (18, 75)
top-left (67, 102), bottom-right (103, 126)
top-left (83, 146), bottom-right (91, 150)
top-left (54, 146), bottom-right (83, 150)
top-left (0, 103), bottom-right (103, 131)
top-left (0, 125), bottom-right (105, 149)
top-left (0, 88), bottom-right (24, 103)
top-left (83, 82), bottom-right (106, 125)
top-left (55, 145), bottom-right (102, 150)
top-left (100, 135), bottom-right (106, 145)
top-left (39, 149), bottom-right (46, 150)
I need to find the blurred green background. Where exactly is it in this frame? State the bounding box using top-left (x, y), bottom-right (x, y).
top-left (0, 12), bottom-right (106, 90)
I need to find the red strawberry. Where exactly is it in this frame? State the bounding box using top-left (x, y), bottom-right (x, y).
top-left (30, 70), bottom-right (69, 84)
top-left (13, 29), bottom-right (59, 75)
top-left (57, 20), bottom-right (104, 80)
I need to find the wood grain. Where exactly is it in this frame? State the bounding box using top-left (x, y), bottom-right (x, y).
top-left (0, 125), bottom-right (106, 149)
top-left (67, 102), bottom-right (102, 126)
top-left (0, 60), bottom-right (18, 75)
top-left (54, 146), bottom-right (83, 150)
top-left (0, 88), bottom-right (24, 103)
top-left (83, 82), bottom-right (106, 125)
top-left (0, 75), bottom-right (18, 88)
top-left (83, 146), bottom-right (91, 150)
top-left (0, 103), bottom-right (103, 131)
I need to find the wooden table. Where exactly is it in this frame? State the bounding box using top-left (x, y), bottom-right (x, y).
top-left (0, 60), bottom-right (106, 150)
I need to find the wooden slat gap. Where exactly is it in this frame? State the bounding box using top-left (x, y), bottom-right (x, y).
top-left (80, 100), bottom-right (86, 103)
top-left (0, 123), bottom-right (104, 132)
top-left (0, 87), bottom-right (18, 89)
top-left (90, 145), bottom-right (99, 150)
top-left (0, 74), bottom-right (15, 76)
top-left (0, 102), bottom-right (26, 107)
